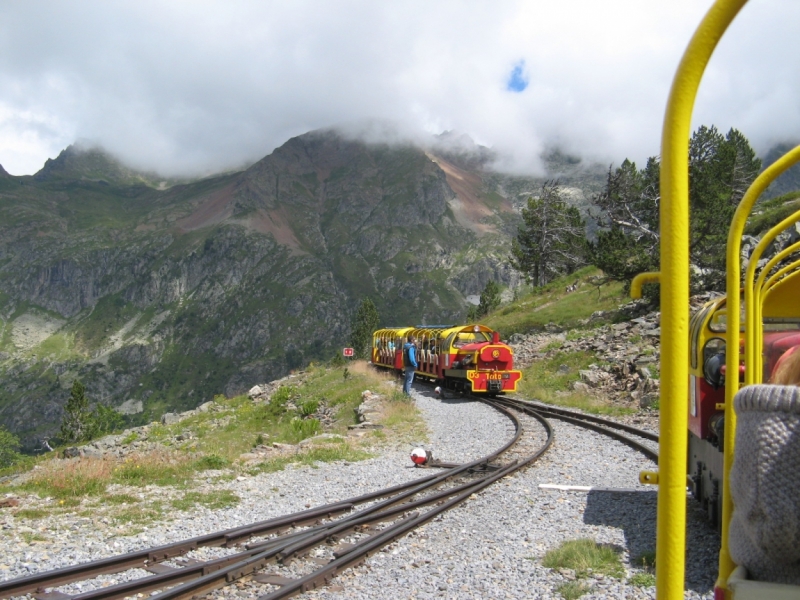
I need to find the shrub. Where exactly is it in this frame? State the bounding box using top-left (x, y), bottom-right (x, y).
top-left (0, 426), bottom-right (22, 469)
top-left (88, 404), bottom-right (126, 439)
top-left (289, 417), bottom-right (320, 441)
top-left (270, 385), bottom-right (292, 410)
top-left (193, 454), bottom-right (230, 470)
top-left (299, 398), bottom-right (319, 417)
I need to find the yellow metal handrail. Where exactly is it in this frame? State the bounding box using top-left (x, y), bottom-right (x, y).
top-left (743, 207), bottom-right (800, 384)
top-left (658, 2), bottom-right (747, 597)
top-left (719, 144), bottom-right (800, 595)
top-left (752, 242), bottom-right (800, 379)
top-left (630, 272), bottom-right (661, 300)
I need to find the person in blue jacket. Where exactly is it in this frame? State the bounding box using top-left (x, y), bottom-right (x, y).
top-left (402, 335), bottom-right (418, 396)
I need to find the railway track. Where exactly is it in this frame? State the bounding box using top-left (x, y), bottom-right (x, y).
top-left (0, 399), bottom-right (552, 600)
top-left (500, 395), bottom-right (659, 463)
top-left (0, 391), bottom-right (659, 600)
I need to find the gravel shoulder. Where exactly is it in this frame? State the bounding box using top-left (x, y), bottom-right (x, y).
top-left (0, 384), bottom-right (718, 599)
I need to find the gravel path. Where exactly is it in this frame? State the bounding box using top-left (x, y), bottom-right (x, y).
top-left (0, 384), bottom-right (718, 599)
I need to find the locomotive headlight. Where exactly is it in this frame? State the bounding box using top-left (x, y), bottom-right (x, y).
top-left (702, 338), bottom-right (726, 389)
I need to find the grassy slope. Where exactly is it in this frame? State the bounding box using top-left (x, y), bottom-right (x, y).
top-left (484, 266), bottom-right (626, 335)
top-left (484, 267), bottom-right (636, 415)
top-left (746, 190), bottom-right (800, 236)
top-left (0, 361), bottom-right (425, 533)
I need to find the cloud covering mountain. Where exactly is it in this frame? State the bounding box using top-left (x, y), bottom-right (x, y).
top-left (1, 1), bottom-right (798, 177)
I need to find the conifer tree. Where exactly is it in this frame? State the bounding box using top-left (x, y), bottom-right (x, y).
top-left (476, 280), bottom-right (501, 318)
top-left (0, 426), bottom-right (21, 468)
top-left (511, 181), bottom-right (585, 287)
top-left (60, 380), bottom-right (92, 444)
top-left (349, 298), bottom-right (380, 360)
top-left (588, 126), bottom-right (761, 294)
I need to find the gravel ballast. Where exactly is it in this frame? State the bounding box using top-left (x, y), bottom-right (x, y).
top-left (0, 385), bottom-right (718, 599)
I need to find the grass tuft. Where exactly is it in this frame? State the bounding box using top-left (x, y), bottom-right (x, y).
top-left (111, 452), bottom-right (194, 487)
top-left (15, 508), bottom-right (50, 520)
top-left (171, 490), bottom-right (240, 511)
top-left (21, 458), bottom-right (113, 498)
top-left (248, 444), bottom-right (373, 475)
top-left (542, 538), bottom-right (625, 579)
top-left (629, 572), bottom-right (656, 587)
top-left (556, 581), bottom-right (593, 600)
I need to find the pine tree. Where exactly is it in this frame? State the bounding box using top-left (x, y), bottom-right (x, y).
top-left (0, 426), bottom-right (21, 468)
top-left (510, 181), bottom-right (585, 287)
top-left (588, 126), bottom-right (761, 294)
top-left (588, 158), bottom-right (661, 293)
top-left (476, 281), bottom-right (501, 318)
top-left (349, 298), bottom-right (380, 360)
top-left (60, 380), bottom-right (92, 444)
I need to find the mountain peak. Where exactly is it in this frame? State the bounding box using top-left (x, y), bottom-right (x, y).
top-left (430, 131), bottom-right (495, 172)
top-left (33, 144), bottom-right (173, 188)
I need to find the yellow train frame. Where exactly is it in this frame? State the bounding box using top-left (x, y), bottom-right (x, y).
top-left (372, 324), bottom-right (522, 393)
top-left (633, 2), bottom-right (800, 598)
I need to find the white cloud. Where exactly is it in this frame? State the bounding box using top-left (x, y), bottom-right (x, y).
top-left (0, 0), bottom-right (796, 176)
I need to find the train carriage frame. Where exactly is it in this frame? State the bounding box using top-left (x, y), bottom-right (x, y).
top-left (638, 1), bottom-right (800, 598)
top-left (371, 324), bottom-right (521, 395)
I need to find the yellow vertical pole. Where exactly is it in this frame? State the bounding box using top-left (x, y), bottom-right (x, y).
top-left (658, 2), bottom-right (747, 599)
top-left (743, 207), bottom-right (800, 383)
top-left (721, 147), bottom-right (800, 593)
top-left (753, 242), bottom-right (800, 379)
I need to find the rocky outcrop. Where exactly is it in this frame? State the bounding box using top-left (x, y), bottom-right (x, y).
top-left (508, 301), bottom-right (662, 408)
top-left (508, 295), bottom-right (730, 409)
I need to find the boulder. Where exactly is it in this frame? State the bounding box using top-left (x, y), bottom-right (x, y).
top-left (62, 447), bottom-right (81, 459)
top-left (161, 412), bottom-right (182, 425)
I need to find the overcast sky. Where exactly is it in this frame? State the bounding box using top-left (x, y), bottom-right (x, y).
top-left (0, 1), bottom-right (797, 177)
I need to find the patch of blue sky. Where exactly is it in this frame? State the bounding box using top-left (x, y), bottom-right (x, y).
top-left (506, 61), bottom-right (529, 93)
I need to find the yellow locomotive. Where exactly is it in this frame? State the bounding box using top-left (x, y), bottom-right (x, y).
top-left (371, 324), bottom-right (521, 394)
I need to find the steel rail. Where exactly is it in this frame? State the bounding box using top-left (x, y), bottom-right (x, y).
top-left (135, 401), bottom-right (527, 599)
top-left (3, 398), bottom-right (530, 600)
top-left (512, 398), bottom-right (659, 442)
top-left (0, 469), bottom-right (461, 598)
top-left (0, 502), bottom-right (358, 599)
top-left (497, 397), bottom-right (659, 463)
top-left (156, 401), bottom-right (554, 600)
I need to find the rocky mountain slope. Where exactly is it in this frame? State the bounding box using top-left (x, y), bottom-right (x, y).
top-left (0, 130), bottom-right (607, 449)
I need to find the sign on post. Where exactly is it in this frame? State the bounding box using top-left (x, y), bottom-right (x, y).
top-left (343, 347), bottom-right (354, 357)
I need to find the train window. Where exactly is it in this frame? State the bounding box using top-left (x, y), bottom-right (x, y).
top-left (708, 302), bottom-right (746, 333)
top-left (443, 333), bottom-right (456, 350)
top-left (702, 338), bottom-right (726, 389)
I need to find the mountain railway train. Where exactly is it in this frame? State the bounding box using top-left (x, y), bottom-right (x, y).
top-left (639, 1), bottom-right (800, 598)
top-left (688, 288), bottom-right (800, 530)
top-left (371, 324), bottom-right (521, 394)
